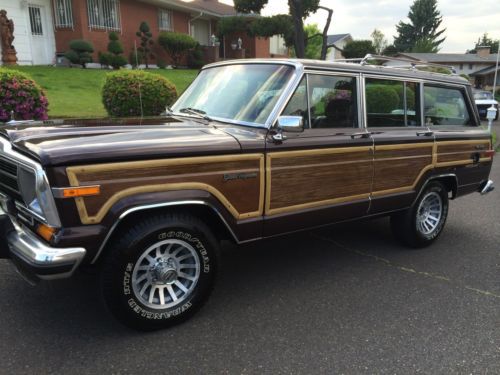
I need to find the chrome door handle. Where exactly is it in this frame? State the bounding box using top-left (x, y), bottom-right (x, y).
top-left (350, 132), bottom-right (371, 139)
top-left (417, 130), bottom-right (434, 136)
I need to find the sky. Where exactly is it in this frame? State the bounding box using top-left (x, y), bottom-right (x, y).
top-left (218, 0), bottom-right (500, 53)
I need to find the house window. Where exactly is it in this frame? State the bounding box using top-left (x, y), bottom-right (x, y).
top-left (469, 63), bottom-right (473, 70)
top-left (86, 0), bottom-right (121, 31)
top-left (158, 9), bottom-right (173, 31)
top-left (270, 35), bottom-right (287, 56)
top-left (459, 64), bottom-right (463, 70)
top-left (53, 0), bottom-right (74, 28)
top-left (29, 6), bottom-right (43, 36)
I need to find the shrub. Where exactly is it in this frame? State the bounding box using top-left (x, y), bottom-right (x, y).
top-left (0, 69), bottom-right (49, 122)
top-left (108, 32), bottom-right (124, 54)
top-left (129, 49), bottom-right (145, 68)
top-left (102, 70), bottom-right (177, 117)
top-left (99, 51), bottom-right (112, 68)
top-left (366, 85), bottom-right (400, 113)
top-left (393, 84), bottom-right (416, 110)
top-left (158, 32), bottom-right (197, 68)
top-left (65, 39), bottom-right (94, 68)
top-left (106, 32), bottom-right (126, 70)
top-left (136, 21), bottom-right (155, 68)
top-left (188, 44), bottom-right (205, 69)
top-left (157, 59), bottom-right (167, 69)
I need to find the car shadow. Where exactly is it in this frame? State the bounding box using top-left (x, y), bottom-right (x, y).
top-left (2, 217), bottom-right (402, 338)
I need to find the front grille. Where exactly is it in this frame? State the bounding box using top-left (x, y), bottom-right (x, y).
top-left (0, 155), bottom-right (22, 201)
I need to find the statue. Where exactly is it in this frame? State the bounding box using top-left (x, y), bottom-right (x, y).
top-left (0, 9), bottom-right (18, 65)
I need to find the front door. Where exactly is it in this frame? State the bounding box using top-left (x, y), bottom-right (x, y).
top-left (264, 72), bottom-right (374, 236)
top-left (28, 5), bottom-right (53, 65)
top-left (191, 19), bottom-right (210, 46)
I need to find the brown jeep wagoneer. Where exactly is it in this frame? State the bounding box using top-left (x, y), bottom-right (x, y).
top-left (0, 58), bottom-right (494, 330)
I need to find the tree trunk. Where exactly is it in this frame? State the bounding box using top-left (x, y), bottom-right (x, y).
top-left (319, 6), bottom-right (333, 60)
top-left (289, 0), bottom-right (305, 58)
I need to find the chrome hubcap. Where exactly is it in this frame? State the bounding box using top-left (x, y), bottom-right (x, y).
top-left (132, 239), bottom-right (200, 309)
top-left (416, 192), bottom-right (443, 235)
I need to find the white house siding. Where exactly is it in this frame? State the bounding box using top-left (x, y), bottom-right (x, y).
top-left (0, 0), bottom-right (56, 65)
top-left (326, 38), bottom-right (352, 61)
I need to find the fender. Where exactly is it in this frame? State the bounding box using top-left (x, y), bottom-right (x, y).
top-left (411, 173), bottom-right (458, 207)
top-left (91, 198), bottom-right (241, 264)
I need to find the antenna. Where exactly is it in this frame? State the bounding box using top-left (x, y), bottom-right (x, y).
top-left (134, 40), bottom-right (144, 124)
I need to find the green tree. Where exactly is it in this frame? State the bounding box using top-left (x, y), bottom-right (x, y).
top-left (158, 32), bottom-right (197, 68)
top-left (411, 37), bottom-right (439, 53)
top-left (232, 0), bottom-right (332, 59)
top-left (136, 21), bottom-right (154, 68)
top-left (303, 24), bottom-right (322, 59)
top-left (342, 40), bottom-right (376, 59)
top-left (393, 0), bottom-right (446, 52)
top-left (65, 39), bottom-right (94, 68)
top-left (107, 32), bottom-right (127, 69)
top-left (468, 33), bottom-right (499, 54)
top-left (382, 44), bottom-right (398, 56)
top-left (371, 29), bottom-right (388, 55)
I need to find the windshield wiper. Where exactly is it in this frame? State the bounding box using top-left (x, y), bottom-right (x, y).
top-left (179, 107), bottom-right (212, 122)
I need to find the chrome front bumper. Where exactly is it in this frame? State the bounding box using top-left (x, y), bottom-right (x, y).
top-left (0, 208), bottom-right (86, 283)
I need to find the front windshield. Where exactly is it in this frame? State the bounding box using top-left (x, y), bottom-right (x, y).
top-left (171, 64), bottom-right (294, 126)
top-left (474, 91), bottom-right (493, 100)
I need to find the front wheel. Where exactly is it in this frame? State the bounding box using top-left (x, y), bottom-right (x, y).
top-left (100, 213), bottom-right (218, 331)
top-left (391, 182), bottom-right (449, 248)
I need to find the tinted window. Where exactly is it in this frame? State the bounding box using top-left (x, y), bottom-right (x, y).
top-left (366, 78), bottom-right (421, 127)
top-left (308, 75), bottom-right (358, 128)
top-left (424, 85), bottom-right (472, 126)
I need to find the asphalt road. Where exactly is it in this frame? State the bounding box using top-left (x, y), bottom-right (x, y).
top-left (1, 152), bottom-right (499, 374)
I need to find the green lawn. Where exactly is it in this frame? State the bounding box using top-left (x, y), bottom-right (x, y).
top-left (3, 66), bottom-right (198, 118)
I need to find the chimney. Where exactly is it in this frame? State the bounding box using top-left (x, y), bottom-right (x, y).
top-left (476, 46), bottom-right (491, 58)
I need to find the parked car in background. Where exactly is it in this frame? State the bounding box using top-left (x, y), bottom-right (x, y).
top-left (473, 90), bottom-right (499, 120)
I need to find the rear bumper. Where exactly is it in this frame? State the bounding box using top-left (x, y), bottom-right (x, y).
top-left (0, 208), bottom-right (86, 283)
top-left (479, 180), bottom-right (494, 195)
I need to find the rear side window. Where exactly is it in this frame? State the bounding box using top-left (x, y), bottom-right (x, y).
top-left (365, 78), bottom-right (421, 127)
top-left (424, 85), bottom-right (473, 126)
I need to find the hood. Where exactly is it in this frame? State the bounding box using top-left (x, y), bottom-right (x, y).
top-left (0, 117), bottom-right (242, 166)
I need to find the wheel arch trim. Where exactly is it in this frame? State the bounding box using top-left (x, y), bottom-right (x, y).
top-left (91, 200), bottom-right (239, 264)
top-left (412, 173), bottom-right (458, 207)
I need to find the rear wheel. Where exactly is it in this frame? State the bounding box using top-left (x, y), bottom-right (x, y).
top-left (100, 213), bottom-right (218, 331)
top-left (391, 182), bottom-right (449, 248)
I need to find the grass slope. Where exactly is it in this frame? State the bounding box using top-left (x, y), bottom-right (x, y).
top-left (3, 66), bottom-right (198, 118)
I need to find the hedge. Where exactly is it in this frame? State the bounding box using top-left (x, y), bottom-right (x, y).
top-left (0, 69), bottom-right (48, 122)
top-left (102, 70), bottom-right (177, 117)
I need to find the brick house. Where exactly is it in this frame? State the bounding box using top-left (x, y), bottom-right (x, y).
top-left (0, 0), bottom-right (285, 66)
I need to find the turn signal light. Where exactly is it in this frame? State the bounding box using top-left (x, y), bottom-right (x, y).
top-left (36, 224), bottom-right (56, 242)
top-left (62, 186), bottom-right (101, 198)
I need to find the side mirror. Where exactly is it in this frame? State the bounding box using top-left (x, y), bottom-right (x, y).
top-left (276, 116), bottom-right (304, 133)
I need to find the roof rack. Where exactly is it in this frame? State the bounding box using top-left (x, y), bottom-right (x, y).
top-left (335, 54), bottom-right (457, 75)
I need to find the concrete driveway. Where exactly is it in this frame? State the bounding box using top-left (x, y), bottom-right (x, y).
top-left (1, 160), bottom-right (499, 374)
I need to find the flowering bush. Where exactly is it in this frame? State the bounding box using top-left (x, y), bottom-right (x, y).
top-left (0, 69), bottom-right (49, 122)
top-left (102, 70), bottom-right (177, 117)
